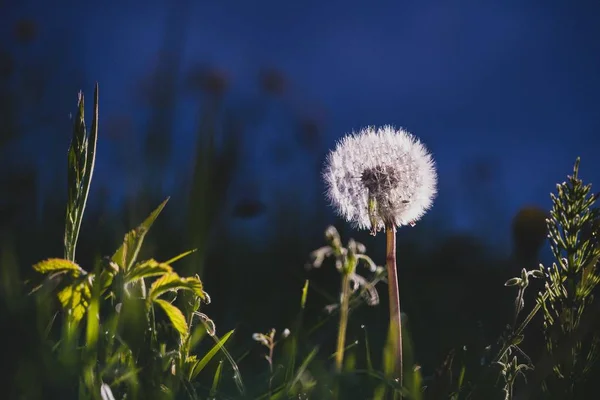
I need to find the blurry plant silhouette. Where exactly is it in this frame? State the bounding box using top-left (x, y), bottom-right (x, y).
top-left (511, 206), bottom-right (548, 270)
top-left (184, 65), bottom-right (239, 279)
top-left (13, 19), bottom-right (37, 44)
top-left (259, 68), bottom-right (287, 96)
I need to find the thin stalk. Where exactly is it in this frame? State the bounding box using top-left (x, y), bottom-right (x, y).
top-left (386, 225), bottom-right (403, 389)
top-left (494, 293), bottom-right (548, 364)
top-left (335, 271), bottom-right (352, 373)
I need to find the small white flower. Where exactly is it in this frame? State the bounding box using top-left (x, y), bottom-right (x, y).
top-left (323, 125), bottom-right (437, 233)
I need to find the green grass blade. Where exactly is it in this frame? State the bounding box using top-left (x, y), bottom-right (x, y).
top-left (288, 346), bottom-right (319, 393)
top-left (189, 329), bottom-right (234, 380)
top-left (164, 249), bottom-right (198, 265)
top-left (85, 289), bottom-right (100, 349)
top-left (363, 325), bottom-right (374, 372)
top-left (209, 360), bottom-right (224, 397)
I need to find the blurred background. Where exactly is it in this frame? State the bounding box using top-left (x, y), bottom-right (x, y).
top-left (1, 0), bottom-right (599, 379)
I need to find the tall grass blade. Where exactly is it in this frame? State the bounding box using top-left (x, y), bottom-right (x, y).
top-left (64, 83), bottom-right (98, 262)
top-left (210, 360), bottom-right (224, 398)
top-left (189, 329), bottom-right (234, 380)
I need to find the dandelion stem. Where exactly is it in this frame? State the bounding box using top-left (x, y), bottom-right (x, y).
top-left (386, 224), bottom-right (403, 389)
top-left (335, 271), bottom-right (352, 373)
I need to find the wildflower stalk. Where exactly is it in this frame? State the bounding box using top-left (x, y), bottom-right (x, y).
top-left (386, 224), bottom-right (403, 387)
top-left (323, 125), bottom-right (436, 395)
top-left (335, 270), bottom-right (352, 373)
top-left (64, 83), bottom-right (99, 262)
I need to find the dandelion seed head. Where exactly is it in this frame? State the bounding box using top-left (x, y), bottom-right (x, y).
top-left (323, 125), bottom-right (437, 231)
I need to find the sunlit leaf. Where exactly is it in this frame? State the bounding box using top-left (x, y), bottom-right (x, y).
top-left (125, 259), bottom-right (172, 284)
top-left (57, 279), bottom-right (92, 322)
top-left (154, 298), bottom-right (188, 338)
top-left (149, 272), bottom-right (206, 301)
top-left (112, 198), bottom-right (169, 272)
top-left (33, 258), bottom-right (85, 277)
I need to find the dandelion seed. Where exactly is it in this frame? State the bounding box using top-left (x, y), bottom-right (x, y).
top-left (323, 125), bottom-right (437, 234)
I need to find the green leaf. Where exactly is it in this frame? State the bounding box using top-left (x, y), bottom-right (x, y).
top-left (457, 363), bottom-right (466, 390)
top-left (154, 298), bottom-right (188, 338)
top-left (33, 258), bottom-right (85, 277)
top-left (85, 292), bottom-right (100, 349)
top-left (210, 360), bottom-right (223, 398)
top-left (112, 198), bottom-right (169, 272)
top-left (149, 272), bottom-right (206, 301)
top-left (57, 279), bottom-right (92, 322)
top-left (300, 279), bottom-right (309, 309)
top-left (164, 249), bottom-right (197, 265)
top-left (125, 259), bottom-right (172, 283)
top-left (189, 330), bottom-right (235, 380)
top-left (410, 366), bottom-right (423, 400)
top-left (504, 277), bottom-right (522, 287)
top-left (363, 326), bottom-right (374, 372)
top-left (288, 346), bottom-right (319, 393)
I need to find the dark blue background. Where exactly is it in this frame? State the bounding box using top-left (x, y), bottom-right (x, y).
top-left (2, 0), bottom-right (599, 255)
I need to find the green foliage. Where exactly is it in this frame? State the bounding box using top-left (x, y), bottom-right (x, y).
top-left (6, 84), bottom-right (600, 400)
top-left (112, 198), bottom-right (169, 273)
top-left (24, 87), bottom-right (238, 400)
top-left (536, 158), bottom-right (600, 395)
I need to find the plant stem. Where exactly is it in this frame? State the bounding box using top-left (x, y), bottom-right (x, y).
top-left (335, 271), bottom-right (352, 373)
top-left (386, 225), bottom-right (403, 389)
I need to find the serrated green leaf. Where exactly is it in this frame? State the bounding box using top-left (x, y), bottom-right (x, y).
top-left (112, 198), bottom-right (169, 272)
top-left (57, 280), bottom-right (91, 322)
top-left (189, 330), bottom-right (235, 380)
top-left (149, 272), bottom-right (205, 301)
top-left (125, 259), bottom-right (172, 284)
top-left (33, 258), bottom-right (85, 277)
top-left (154, 298), bottom-right (188, 338)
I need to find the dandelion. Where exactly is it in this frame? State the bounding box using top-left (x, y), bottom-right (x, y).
top-left (324, 125), bottom-right (437, 235)
top-left (323, 125), bottom-right (437, 388)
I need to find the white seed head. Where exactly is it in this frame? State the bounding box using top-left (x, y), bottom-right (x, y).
top-left (323, 125), bottom-right (437, 232)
